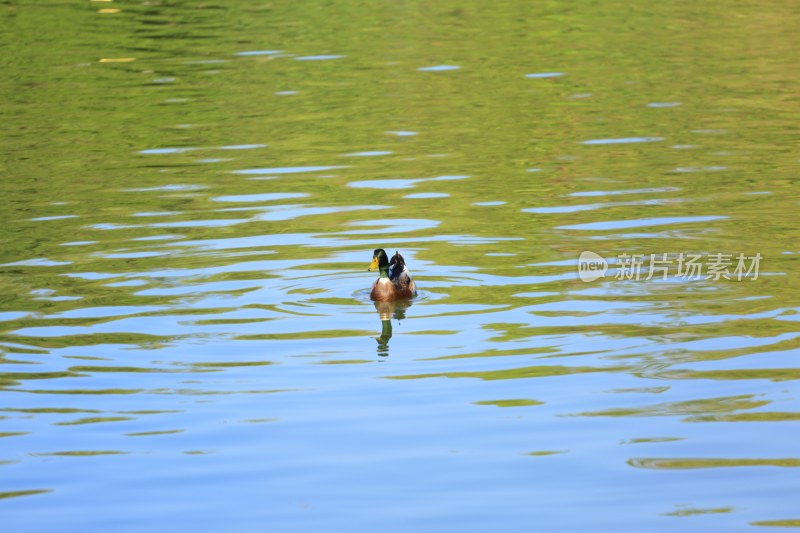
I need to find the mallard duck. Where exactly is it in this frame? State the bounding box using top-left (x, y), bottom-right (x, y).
top-left (368, 248), bottom-right (417, 301)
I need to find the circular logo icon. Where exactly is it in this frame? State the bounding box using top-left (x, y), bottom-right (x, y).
top-left (578, 251), bottom-right (608, 282)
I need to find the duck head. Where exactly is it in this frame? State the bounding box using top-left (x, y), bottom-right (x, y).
top-left (368, 248), bottom-right (390, 276)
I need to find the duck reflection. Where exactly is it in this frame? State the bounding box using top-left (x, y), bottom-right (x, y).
top-left (373, 299), bottom-right (412, 356)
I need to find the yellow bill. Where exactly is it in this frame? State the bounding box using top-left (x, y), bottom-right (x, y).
top-left (368, 257), bottom-right (379, 271)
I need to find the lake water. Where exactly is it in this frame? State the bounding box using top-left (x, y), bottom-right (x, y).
top-left (2, 1), bottom-right (799, 531)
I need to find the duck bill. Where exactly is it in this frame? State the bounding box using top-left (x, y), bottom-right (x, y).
top-left (368, 257), bottom-right (379, 271)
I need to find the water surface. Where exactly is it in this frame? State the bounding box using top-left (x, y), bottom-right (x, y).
top-left (1, 1), bottom-right (799, 531)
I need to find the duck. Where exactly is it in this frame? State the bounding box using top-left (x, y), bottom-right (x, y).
top-left (368, 248), bottom-right (417, 301)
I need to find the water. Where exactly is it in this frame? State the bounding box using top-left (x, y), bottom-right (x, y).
top-left (2, 1), bottom-right (799, 531)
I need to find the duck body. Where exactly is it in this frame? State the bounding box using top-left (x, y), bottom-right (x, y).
top-left (368, 249), bottom-right (417, 301)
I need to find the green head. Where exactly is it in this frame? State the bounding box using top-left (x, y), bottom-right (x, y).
top-left (368, 248), bottom-right (390, 278)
